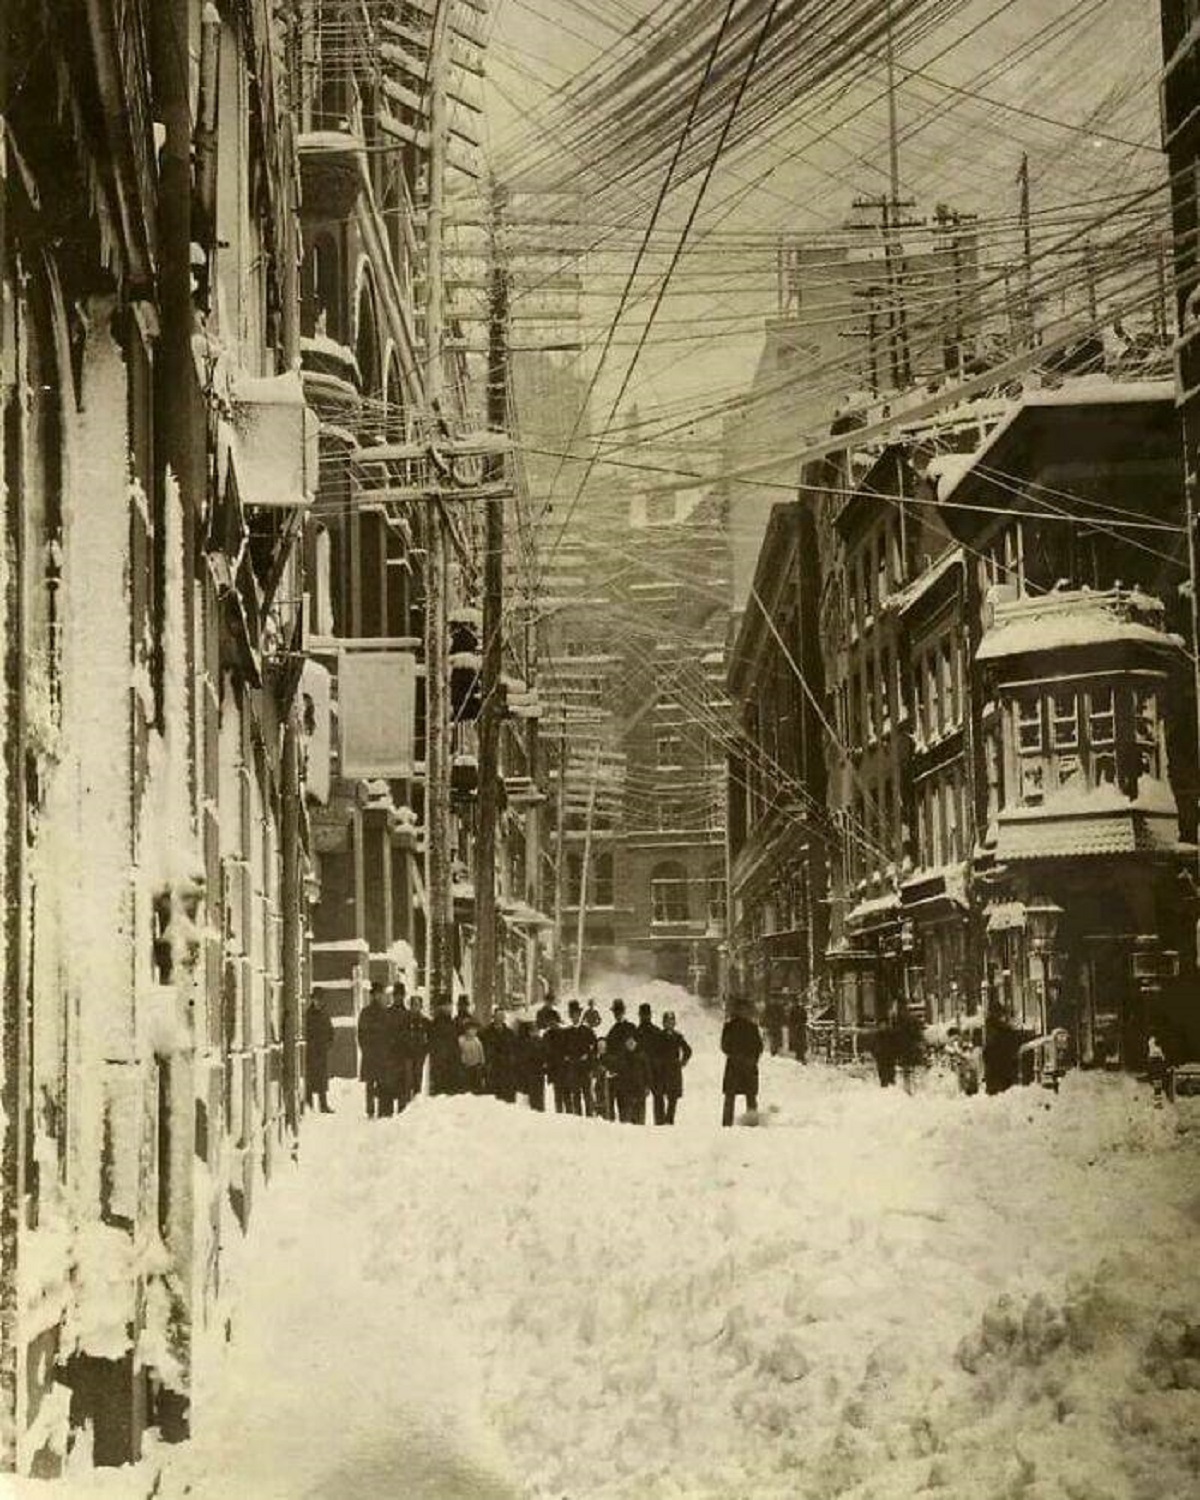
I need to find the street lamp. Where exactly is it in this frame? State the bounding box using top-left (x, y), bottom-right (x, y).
top-left (1025, 898), bottom-right (1064, 1034)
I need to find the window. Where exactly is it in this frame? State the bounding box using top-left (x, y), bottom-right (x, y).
top-left (876, 533), bottom-right (889, 603)
top-left (1051, 690), bottom-right (1078, 750)
top-left (945, 771), bottom-right (961, 861)
top-left (941, 638), bottom-right (956, 728)
top-left (865, 659), bottom-right (877, 740)
top-left (926, 653), bottom-right (940, 738)
top-left (706, 865), bottom-right (727, 926)
top-left (1089, 685), bottom-right (1116, 785)
top-left (879, 646), bottom-right (892, 731)
top-left (850, 671), bottom-right (862, 744)
top-left (593, 852), bottom-right (614, 908)
top-left (657, 801), bottom-right (686, 831)
top-left (1016, 687), bottom-right (1045, 806)
top-left (1017, 695), bottom-right (1043, 753)
top-left (1134, 687), bottom-right (1159, 778)
top-left (848, 566), bottom-right (859, 637)
top-left (860, 556), bottom-right (873, 623)
top-left (650, 862), bottom-right (689, 924)
top-left (657, 732), bottom-right (682, 768)
top-left (913, 656), bottom-right (926, 740)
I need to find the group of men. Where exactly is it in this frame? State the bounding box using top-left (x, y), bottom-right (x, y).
top-left (473, 995), bottom-right (695, 1126)
top-left (303, 984), bottom-right (700, 1125)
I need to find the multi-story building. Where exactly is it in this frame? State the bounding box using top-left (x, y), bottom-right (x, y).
top-left (730, 374), bottom-right (1197, 1067)
top-left (2, 0), bottom-right (316, 1472)
top-left (941, 382), bottom-right (1195, 1066)
top-left (726, 503), bottom-right (828, 1009)
top-left (298, 4), bottom-right (545, 1040)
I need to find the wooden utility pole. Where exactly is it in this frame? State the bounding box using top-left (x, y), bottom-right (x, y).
top-left (523, 606), bottom-right (541, 1010)
top-left (474, 184), bottom-right (509, 1024)
top-left (1018, 153), bottom-right (1034, 348)
top-left (280, 722), bottom-right (302, 1129)
top-left (552, 707), bottom-right (567, 992)
top-left (572, 745), bottom-right (601, 1001)
top-left (884, 0), bottom-right (901, 211)
top-left (424, 0), bottom-right (454, 1012)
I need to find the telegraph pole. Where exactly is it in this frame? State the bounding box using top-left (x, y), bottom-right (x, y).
top-left (1017, 153), bottom-right (1034, 348)
top-left (474, 184), bottom-right (509, 1024)
top-left (552, 707), bottom-right (567, 992)
top-left (572, 745), bottom-right (601, 1000)
top-left (424, 0), bottom-right (454, 1013)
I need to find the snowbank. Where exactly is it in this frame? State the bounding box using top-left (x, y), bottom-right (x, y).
top-left (23, 983), bottom-right (1200, 1500)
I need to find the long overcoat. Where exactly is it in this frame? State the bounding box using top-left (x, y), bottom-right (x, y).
top-left (721, 1015), bottom-right (763, 1096)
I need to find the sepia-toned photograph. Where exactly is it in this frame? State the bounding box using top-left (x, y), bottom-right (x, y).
top-left (1, 0), bottom-right (1198, 1495)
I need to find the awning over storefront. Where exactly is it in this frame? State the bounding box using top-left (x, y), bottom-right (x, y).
top-left (499, 899), bottom-right (553, 930)
top-left (845, 891), bottom-right (899, 932)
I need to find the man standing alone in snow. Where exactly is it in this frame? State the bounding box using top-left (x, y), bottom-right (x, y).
top-left (721, 996), bottom-right (763, 1126)
top-left (357, 982), bottom-right (389, 1118)
top-left (304, 990), bottom-right (334, 1112)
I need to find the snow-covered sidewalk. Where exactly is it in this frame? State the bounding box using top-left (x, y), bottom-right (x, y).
top-left (30, 983), bottom-right (1200, 1499)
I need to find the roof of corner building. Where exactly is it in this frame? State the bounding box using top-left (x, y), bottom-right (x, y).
top-left (995, 810), bottom-right (1181, 861)
top-left (937, 376), bottom-right (1178, 508)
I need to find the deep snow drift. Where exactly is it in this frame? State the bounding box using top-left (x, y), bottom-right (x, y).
top-left (23, 981), bottom-right (1200, 1499)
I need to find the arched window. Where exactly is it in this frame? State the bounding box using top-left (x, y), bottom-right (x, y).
top-left (355, 279), bottom-right (381, 399)
top-left (650, 861), bottom-right (688, 925)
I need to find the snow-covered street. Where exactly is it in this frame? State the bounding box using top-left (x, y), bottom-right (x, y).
top-left (32, 982), bottom-right (1200, 1500)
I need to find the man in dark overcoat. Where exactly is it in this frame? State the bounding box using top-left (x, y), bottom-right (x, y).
top-left (482, 1009), bottom-right (517, 1102)
top-left (721, 996), bottom-right (763, 1126)
top-left (357, 982), bottom-right (389, 1118)
top-left (304, 990), bottom-right (334, 1112)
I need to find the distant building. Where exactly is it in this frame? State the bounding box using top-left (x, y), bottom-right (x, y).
top-left (722, 222), bottom-right (981, 610)
top-left (726, 503), bottom-right (828, 1011)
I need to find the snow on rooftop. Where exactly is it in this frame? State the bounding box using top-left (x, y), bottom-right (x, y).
top-left (978, 588), bottom-right (1184, 661)
top-left (938, 375), bottom-right (1175, 504)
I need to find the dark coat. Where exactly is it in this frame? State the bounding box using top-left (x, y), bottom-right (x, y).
top-left (406, 1010), bottom-right (429, 1062)
top-left (357, 999), bottom-right (389, 1083)
top-left (428, 1010), bottom-right (462, 1094)
top-left (304, 1004), bottom-right (333, 1088)
top-left (763, 998), bottom-right (785, 1037)
top-left (615, 1042), bottom-right (652, 1100)
top-left (983, 1015), bottom-right (1021, 1095)
top-left (535, 1003), bottom-right (562, 1031)
top-left (659, 1030), bottom-right (692, 1097)
top-left (721, 1015), bottom-right (763, 1096)
top-left (543, 1025), bottom-right (569, 1085)
top-left (786, 1002), bottom-right (808, 1055)
top-left (513, 1026), bottom-right (546, 1096)
top-left (560, 1022), bottom-right (596, 1086)
top-left (605, 1019), bottom-right (637, 1076)
top-left (379, 1004), bottom-right (407, 1094)
top-left (482, 1021), bottom-right (515, 1097)
top-left (636, 1020), bottom-right (665, 1088)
